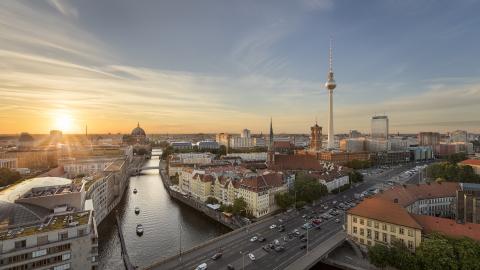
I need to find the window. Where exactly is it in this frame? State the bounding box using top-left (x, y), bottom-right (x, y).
top-left (408, 240), bottom-right (414, 249)
top-left (360, 238), bottom-right (365, 244)
top-left (353, 217), bottom-right (357, 223)
top-left (382, 233), bottom-right (387, 242)
top-left (367, 229), bottom-right (372, 239)
top-left (367, 240), bottom-right (372, 246)
top-left (353, 226), bottom-right (358, 234)
top-left (374, 222), bottom-right (379, 229)
top-left (78, 228), bottom-right (86, 236)
top-left (54, 263), bottom-right (70, 270)
top-left (408, 230), bottom-right (414, 237)
top-left (390, 225), bottom-right (396, 233)
top-left (14, 240), bottom-right (26, 249)
top-left (374, 231), bottom-right (379, 240)
top-left (382, 224), bottom-right (387, 231)
top-left (360, 219), bottom-right (364, 225)
top-left (399, 227), bottom-right (405, 235)
top-left (367, 220), bottom-right (372, 227)
top-left (37, 235), bottom-right (48, 245)
top-left (62, 253), bottom-right (71, 261)
top-left (360, 228), bottom-right (364, 236)
top-left (32, 249), bottom-right (47, 258)
top-left (59, 232), bottom-right (68, 240)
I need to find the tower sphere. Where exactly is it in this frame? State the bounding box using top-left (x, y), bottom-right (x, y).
top-left (325, 77), bottom-right (336, 90)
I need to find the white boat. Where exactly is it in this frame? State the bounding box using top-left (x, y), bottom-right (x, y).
top-left (134, 207), bottom-right (140, 214)
top-left (136, 224), bottom-right (143, 235)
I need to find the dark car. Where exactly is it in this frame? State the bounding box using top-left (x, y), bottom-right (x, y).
top-left (300, 245), bottom-right (307, 249)
top-left (258, 237), bottom-right (266, 242)
top-left (262, 245), bottom-right (270, 252)
top-left (268, 243), bottom-right (274, 249)
top-left (301, 238), bottom-right (307, 242)
top-left (278, 227), bottom-right (285, 232)
top-left (227, 264), bottom-right (235, 270)
top-left (211, 252), bottom-right (223, 260)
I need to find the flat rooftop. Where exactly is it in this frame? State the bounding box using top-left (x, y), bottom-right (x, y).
top-left (0, 211), bottom-right (91, 241)
top-left (19, 184), bottom-right (81, 199)
top-left (0, 177), bottom-right (71, 203)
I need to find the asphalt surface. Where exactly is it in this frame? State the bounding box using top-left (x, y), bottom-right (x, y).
top-left (149, 163), bottom-right (419, 270)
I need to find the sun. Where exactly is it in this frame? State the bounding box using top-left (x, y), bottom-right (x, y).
top-left (55, 114), bottom-right (73, 132)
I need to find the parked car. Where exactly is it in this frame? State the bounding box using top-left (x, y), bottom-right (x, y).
top-left (258, 236), bottom-right (266, 242)
top-left (211, 252), bottom-right (222, 260)
top-left (248, 253), bottom-right (255, 261)
top-left (300, 245), bottom-right (307, 250)
top-left (274, 245), bottom-right (285, 252)
top-left (269, 224), bottom-right (277, 229)
top-left (227, 264), bottom-right (235, 270)
top-left (250, 236), bottom-right (258, 242)
top-left (195, 263), bottom-right (207, 270)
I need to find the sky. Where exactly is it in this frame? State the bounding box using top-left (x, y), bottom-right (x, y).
top-left (0, 0), bottom-right (480, 135)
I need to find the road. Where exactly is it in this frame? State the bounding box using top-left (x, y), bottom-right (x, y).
top-left (147, 163), bottom-right (417, 270)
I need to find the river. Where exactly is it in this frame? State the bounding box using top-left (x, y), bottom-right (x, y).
top-left (98, 155), bottom-right (230, 269)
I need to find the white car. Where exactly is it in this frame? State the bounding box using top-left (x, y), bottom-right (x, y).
top-left (248, 253), bottom-right (255, 261)
top-left (250, 236), bottom-right (258, 242)
top-left (195, 262), bottom-right (207, 270)
top-left (269, 224), bottom-right (277, 229)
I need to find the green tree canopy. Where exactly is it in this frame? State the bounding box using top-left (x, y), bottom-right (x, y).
top-left (294, 173), bottom-right (328, 203)
top-left (232, 197), bottom-right (248, 215)
top-left (0, 168), bottom-right (21, 187)
top-left (274, 192), bottom-right (294, 209)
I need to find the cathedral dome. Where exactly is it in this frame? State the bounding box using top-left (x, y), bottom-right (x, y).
top-left (131, 123), bottom-right (146, 137)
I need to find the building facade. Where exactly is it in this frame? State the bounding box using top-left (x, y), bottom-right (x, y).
top-left (310, 124), bottom-right (322, 152)
top-left (371, 115), bottom-right (389, 140)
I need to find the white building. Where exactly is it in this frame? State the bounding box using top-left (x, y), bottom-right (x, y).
top-left (196, 141), bottom-right (219, 150)
top-left (59, 157), bottom-right (120, 178)
top-left (225, 152), bottom-right (267, 162)
top-left (0, 158), bottom-right (17, 169)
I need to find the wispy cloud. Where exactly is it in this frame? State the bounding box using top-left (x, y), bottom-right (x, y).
top-left (47, 0), bottom-right (78, 18)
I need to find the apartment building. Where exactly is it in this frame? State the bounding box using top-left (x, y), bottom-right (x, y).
top-left (0, 211), bottom-right (98, 270)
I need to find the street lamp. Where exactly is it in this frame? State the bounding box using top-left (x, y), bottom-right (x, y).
top-left (240, 251), bottom-right (246, 270)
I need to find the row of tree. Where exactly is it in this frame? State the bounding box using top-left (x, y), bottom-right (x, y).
top-left (344, 159), bottom-right (372, 170)
top-left (368, 234), bottom-right (480, 270)
top-left (427, 162), bottom-right (480, 183)
top-left (274, 172), bottom-right (328, 209)
top-left (0, 168), bottom-right (22, 188)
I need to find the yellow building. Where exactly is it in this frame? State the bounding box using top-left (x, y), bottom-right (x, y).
top-left (347, 198), bottom-right (422, 251)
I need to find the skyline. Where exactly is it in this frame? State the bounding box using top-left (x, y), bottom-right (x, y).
top-left (1, 0), bottom-right (480, 134)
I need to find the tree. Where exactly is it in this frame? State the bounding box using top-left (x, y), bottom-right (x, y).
top-left (452, 237), bottom-right (480, 270)
top-left (161, 146), bottom-right (174, 160)
top-left (368, 244), bottom-right (390, 268)
top-left (416, 234), bottom-right (458, 270)
top-left (232, 197), bottom-right (248, 216)
top-left (294, 173), bottom-right (328, 203)
top-left (344, 159), bottom-right (372, 169)
top-left (0, 168), bottom-right (22, 187)
top-left (349, 170), bottom-right (364, 183)
top-left (170, 173), bottom-right (179, 185)
top-left (205, 196), bottom-right (219, 204)
top-left (274, 193), bottom-right (294, 209)
top-left (447, 153), bottom-right (467, 164)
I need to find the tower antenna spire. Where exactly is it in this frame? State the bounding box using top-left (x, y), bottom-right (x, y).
top-left (329, 36), bottom-right (333, 73)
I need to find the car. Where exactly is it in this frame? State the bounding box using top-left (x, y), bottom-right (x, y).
top-left (324, 206), bottom-right (328, 210)
top-left (269, 224), bottom-right (277, 229)
top-left (301, 237), bottom-right (307, 242)
top-left (302, 223), bottom-right (313, 230)
top-left (274, 239), bottom-right (280, 246)
top-left (250, 236), bottom-right (258, 242)
top-left (195, 263), bottom-right (207, 270)
top-left (248, 253), bottom-right (255, 261)
top-left (312, 219), bottom-right (322, 225)
top-left (278, 227), bottom-right (285, 232)
top-left (278, 219), bottom-right (283, 223)
top-left (335, 218), bottom-right (340, 223)
top-left (302, 214), bottom-right (307, 218)
top-left (262, 245), bottom-right (270, 252)
top-left (332, 200), bottom-right (337, 205)
top-left (274, 246), bottom-right (285, 252)
top-left (258, 237), bottom-right (266, 242)
top-left (227, 264), bottom-right (235, 270)
top-left (211, 252), bottom-right (222, 260)
top-left (300, 245), bottom-right (307, 250)
top-left (268, 243), bottom-right (274, 249)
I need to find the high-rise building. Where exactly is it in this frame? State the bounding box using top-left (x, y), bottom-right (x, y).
top-left (349, 130), bottom-right (361, 138)
top-left (371, 115), bottom-right (389, 140)
top-left (418, 132), bottom-right (441, 146)
top-left (450, 130), bottom-right (468, 143)
top-left (310, 123), bottom-right (322, 151)
top-left (325, 39), bottom-right (336, 149)
top-left (241, 129), bottom-right (251, 138)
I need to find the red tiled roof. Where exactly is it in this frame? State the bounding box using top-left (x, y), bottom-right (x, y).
top-left (348, 197), bottom-right (422, 229)
top-left (412, 214), bottom-right (480, 241)
top-left (375, 182), bottom-right (458, 207)
top-left (239, 172), bottom-right (284, 192)
top-left (270, 154), bottom-right (323, 171)
top-left (459, 159), bottom-right (480, 166)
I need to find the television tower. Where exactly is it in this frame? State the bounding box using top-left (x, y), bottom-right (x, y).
top-left (325, 38), bottom-right (336, 149)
